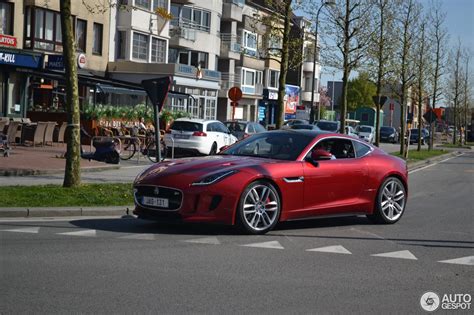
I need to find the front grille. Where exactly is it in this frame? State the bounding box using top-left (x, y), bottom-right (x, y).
top-left (134, 185), bottom-right (183, 211)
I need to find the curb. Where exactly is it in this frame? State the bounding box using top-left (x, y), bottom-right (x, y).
top-left (406, 150), bottom-right (463, 172)
top-left (0, 206), bottom-right (134, 218)
top-left (0, 165), bottom-right (121, 176)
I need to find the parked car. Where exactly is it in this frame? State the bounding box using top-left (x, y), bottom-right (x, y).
top-left (164, 118), bottom-right (238, 155)
top-left (380, 126), bottom-right (399, 143)
top-left (315, 120), bottom-right (340, 132)
top-left (345, 126), bottom-right (358, 137)
top-left (134, 130), bottom-right (408, 234)
top-left (409, 128), bottom-right (429, 145)
top-left (290, 124), bottom-right (321, 131)
top-left (357, 125), bottom-right (375, 143)
top-left (281, 119), bottom-right (309, 130)
top-left (224, 121), bottom-right (266, 140)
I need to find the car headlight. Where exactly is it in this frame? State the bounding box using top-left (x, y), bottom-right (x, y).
top-left (192, 170), bottom-right (238, 186)
top-left (390, 133), bottom-right (395, 137)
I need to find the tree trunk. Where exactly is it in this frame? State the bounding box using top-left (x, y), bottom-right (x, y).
top-left (60, 0), bottom-right (81, 187)
top-left (339, 0), bottom-right (351, 134)
top-left (276, 0), bottom-right (292, 129)
top-left (374, 2), bottom-right (385, 147)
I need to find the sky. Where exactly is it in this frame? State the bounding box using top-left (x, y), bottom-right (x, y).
top-left (319, 0), bottom-right (474, 87)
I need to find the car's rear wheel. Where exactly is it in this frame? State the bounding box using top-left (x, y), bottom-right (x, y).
top-left (237, 181), bottom-right (281, 234)
top-left (367, 177), bottom-right (406, 224)
top-left (209, 142), bottom-right (217, 155)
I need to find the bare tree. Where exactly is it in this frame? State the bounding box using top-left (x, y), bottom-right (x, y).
top-left (449, 40), bottom-right (463, 145)
top-left (322, 0), bottom-right (373, 133)
top-left (427, 0), bottom-right (448, 150)
top-left (461, 51), bottom-right (471, 144)
top-left (393, 0), bottom-right (420, 157)
top-left (415, 19), bottom-right (430, 151)
top-left (368, 0), bottom-right (398, 146)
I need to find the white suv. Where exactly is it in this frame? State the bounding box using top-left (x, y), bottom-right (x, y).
top-left (164, 118), bottom-right (238, 155)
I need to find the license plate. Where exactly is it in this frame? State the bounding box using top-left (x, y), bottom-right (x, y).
top-left (142, 196), bottom-right (169, 208)
top-left (174, 134), bottom-right (189, 139)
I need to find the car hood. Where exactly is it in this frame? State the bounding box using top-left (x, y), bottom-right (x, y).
top-left (359, 132), bottom-right (373, 137)
top-left (134, 155), bottom-right (279, 185)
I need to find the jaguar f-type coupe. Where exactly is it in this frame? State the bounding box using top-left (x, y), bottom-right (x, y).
top-left (133, 130), bottom-right (408, 234)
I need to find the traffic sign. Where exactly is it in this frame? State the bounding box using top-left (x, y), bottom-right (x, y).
top-left (228, 87), bottom-right (242, 102)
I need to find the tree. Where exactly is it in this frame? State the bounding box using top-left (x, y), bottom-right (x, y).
top-left (60, 0), bottom-right (81, 187)
top-left (427, 0), bottom-right (448, 150)
top-left (414, 18), bottom-right (430, 151)
top-left (322, 0), bottom-right (373, 133)
top-left (252, 0), bottom-right (302, 129)
top-left (368, 0), bottom-right (398, 146)
top-left (449, 40), bottom-right (463, 145)
top-left (461, 52), bottom-right (471, 144)
top-left (346, 72), bottom-right (377, 111)
top-left (393, 0), bottom-right (420, 157)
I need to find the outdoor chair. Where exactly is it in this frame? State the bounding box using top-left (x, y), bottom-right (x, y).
top-left (0, 120), bottom-right (7, 134)
top-left (5, 121), bottom-right (20, 146)
top-left (32, 121), bottom-right (48, 147)
top-left (44, 121), bottom-right (56, 146)
top-left (57, 122), bottom-right (67, 145)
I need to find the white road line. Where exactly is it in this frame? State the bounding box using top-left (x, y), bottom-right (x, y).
top-left (182, 237), bottom-right (221, 245)
top-left (240, 240), bottom-right (284, 249)
top-left (438, 256), bottom-right (474, 266)
top-left (371, 250), bottom-right (418, 260)
top-left (306, 245), bottom-right (352, 254)
top-left (0, 216), bottom-right (128, 223)
top-left (57, 229), bottom-right (97, 237)
top-left (408, 153), bottom-right (465, 174)
top-left (1, 227), bottom-right (40, 234)
top-left (119, 233), bottom-right (156, 240)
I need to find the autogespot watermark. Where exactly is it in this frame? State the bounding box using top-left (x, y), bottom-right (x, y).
top-left (420, 291), bottom-right (472, 312)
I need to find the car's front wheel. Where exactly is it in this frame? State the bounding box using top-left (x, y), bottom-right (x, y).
top-left (237, 181), bottom-right (281, 234)
top-left (367, 177), bottom-right (406, 224)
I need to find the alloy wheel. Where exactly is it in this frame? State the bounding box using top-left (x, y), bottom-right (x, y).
top-left (242, 184), bottom-right (279, 232)
top-left (379, 179), bottom-right (406, 221)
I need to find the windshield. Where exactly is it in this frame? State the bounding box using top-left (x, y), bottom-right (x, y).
top-left (221, 132), bottom-right (315, 161)
top-left (224, 122), bottom-right (246, 132)
top-left (359, 126), bottom-right (373, 133)
top-left (171, 121), bottom-right (203, 132)
top-left (410, 129), bottom-right (418, 134)
top-left (316, 121), bottom-right (338, 131)
top-left (380, 127), bottom-right (394, 133)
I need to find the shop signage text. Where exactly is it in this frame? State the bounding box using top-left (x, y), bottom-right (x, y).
top-left (47, 55), bottom-right (64, 70)
top-left (0, 51), bottom-right (42, 68)
top-left (0, 35), bottom-right (17, 47)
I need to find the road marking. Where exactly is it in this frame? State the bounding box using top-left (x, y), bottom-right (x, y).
top-left (2, 227), bottom-right (40, 233)
top-left (119, 233), bottom-right (156, 240)
top-left (241, 240), bottom-right (284, 249)
top-left (306, 245), bottom-right (352, 254)
top-left (58, 229), bottom-right (96, 237)
top-left (371, 250), bottom-right (418, 260)
top-left (182, 237), bottom-right (221, 245)
top-left (408, 153), bottom-right (464, 174)
top-left (438, 256), bottom-right (474, 266)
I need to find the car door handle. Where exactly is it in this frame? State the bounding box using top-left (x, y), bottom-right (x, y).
top-left (283, 176), bottom-right (304, 183)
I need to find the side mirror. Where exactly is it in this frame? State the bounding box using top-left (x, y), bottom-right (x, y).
top-left (312, 149), bottom-right (333, 161)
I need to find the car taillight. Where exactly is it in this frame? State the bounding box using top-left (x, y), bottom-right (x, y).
top-left (192, 131), bottom-right (207, 137)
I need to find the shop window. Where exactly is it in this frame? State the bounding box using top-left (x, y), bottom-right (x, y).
top-left (25, 7), bottom-right (62, 52)
top-left (93, 23), bottom-right (103, 55)
top-left (151, 37), bottom-right (166, 63)
top-left (0, 2), bottom-right (13, 35)
top-left (132, 32), bottom-right (148, 61)
top-left (75, 19), bottom-right (87, 52)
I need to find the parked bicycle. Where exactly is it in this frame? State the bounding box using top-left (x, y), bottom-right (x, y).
top-left (119, 128), bottom-right (167, 162)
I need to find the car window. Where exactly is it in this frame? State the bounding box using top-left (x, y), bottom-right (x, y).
top-left (225, 122), bottom-right (245, 132)
top-left (255, 124), bottom-right (266, 133)
top-left (247, 124), bottom-right (255, 133)
top-left (171, 121), bottom-right (203, 132)
top-left (215, 122), bottom-right (229, 133)
top-left (310, 138), bottom-right (355, 159)
top-left (353, 140), bottom-right (371, 158)
top-left (206, 123), bottom-right (215, 132)
top-left (359, 126), bottom-right (373, 133)
top-left (316, 121), bottom-right (338, 132)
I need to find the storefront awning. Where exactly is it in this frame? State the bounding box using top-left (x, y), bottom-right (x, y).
top-left (96, 84), bottom-right (147, 96)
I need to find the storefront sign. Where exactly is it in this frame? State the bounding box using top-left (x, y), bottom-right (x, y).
top-left (46, 55), bottom-right (64, 70)
top-left (0, 51), bottom-right (42, 68)
top-left (284, 85), bottom-right (300, 120)
top-left (77, 53), bottom-right (87, 69)
top-left (0, 35), bottom-right (17, 47)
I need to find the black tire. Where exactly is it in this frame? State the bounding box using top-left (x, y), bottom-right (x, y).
top-left (209, 142), bottom-right (217, 155)
top-left (146, 141), bottom-right (166, 163)
top-left (236, 180), bottom-right (281, 234)
top-left (119, 139), bottom-right (136, 160)
top-left (367, 177), bottom-right (406, 224)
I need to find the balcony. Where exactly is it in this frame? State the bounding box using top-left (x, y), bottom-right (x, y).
top-left (303, 61), bottom-right (320, 74)
top-left (301, 91), bottom-right (320, 103)
top-left (171, 0), bottom-right (195, 4)
top-left (220, 34), bottom-right (241, 60)
top-left (220, 73), bottom-right (263, 98)
top-left (222, 0), bottom-right (244, 22)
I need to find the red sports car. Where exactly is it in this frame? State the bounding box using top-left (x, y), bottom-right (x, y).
top-left (133, 130), bottom-right (408, 234)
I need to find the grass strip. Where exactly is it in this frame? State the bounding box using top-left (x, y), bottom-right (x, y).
top-left (0, 183), bottom-right (133, 207)
top-left (390, 149), bottom-right (447, 162)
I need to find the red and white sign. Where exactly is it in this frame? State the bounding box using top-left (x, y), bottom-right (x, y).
top-left (77, 53), bottom-right (87, 69)
top-left (0, 34), bottom-right (17, 47)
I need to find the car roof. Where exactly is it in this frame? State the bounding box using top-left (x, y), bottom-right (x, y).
top-left (174, 118), bottom-right (220, 124)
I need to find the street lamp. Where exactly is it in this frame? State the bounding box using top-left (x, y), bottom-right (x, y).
top-left (310, 0), bottom-right (335, 123)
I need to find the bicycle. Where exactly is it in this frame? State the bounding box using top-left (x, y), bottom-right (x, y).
top-left (119, 128), bottom-right (167, 163)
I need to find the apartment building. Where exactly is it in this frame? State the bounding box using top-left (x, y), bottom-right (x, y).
top-left (0, 0), bottom-right (111, 118)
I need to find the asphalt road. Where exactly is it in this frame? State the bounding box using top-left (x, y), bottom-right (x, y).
top-left (1, 152), bottom-right (473, 314)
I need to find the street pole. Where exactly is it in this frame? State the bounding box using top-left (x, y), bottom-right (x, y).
top-left (310, 0), bottom-right (334, 123)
